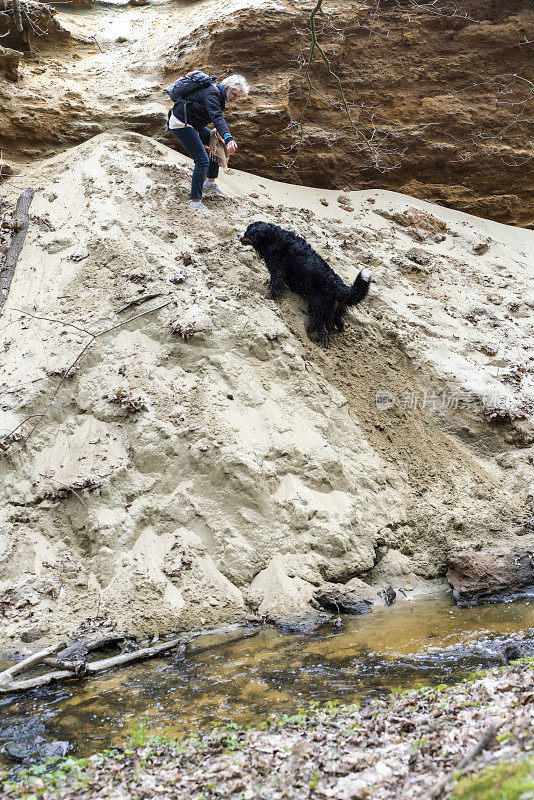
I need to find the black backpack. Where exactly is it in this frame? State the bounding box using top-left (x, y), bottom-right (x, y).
top-left (165, 70), bottom-right (217, 103)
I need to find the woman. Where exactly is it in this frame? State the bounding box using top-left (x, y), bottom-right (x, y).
top-left (169, 74), bottom-right (250, 211)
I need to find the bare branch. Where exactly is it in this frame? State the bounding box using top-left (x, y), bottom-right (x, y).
top-left (0, 299), bottom-right (174, 460)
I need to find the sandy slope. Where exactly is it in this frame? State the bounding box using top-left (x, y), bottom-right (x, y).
top-left (0, 132), bottom-right (533, 648)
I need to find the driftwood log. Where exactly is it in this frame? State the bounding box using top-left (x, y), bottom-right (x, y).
top-left (57, 630), bottom-right (136, 661)
top-left (0, 668), bottom-right (78, 693)
top-left (0, 628), bottom-right (260, 695)
top-left (0, 187), bottom-right (34, 314)
top-left (0, 642), bottom-right (65, 685)
top-left (0, 635), bottom-right (193, 693)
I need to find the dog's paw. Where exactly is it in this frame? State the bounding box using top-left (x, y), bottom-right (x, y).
top-left (360, 267), bottom-right (371, 282)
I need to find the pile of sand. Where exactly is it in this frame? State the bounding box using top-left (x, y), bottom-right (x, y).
top-left (0, 132), bottom-right (532, 647)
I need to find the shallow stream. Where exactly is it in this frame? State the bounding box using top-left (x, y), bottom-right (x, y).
top-left (1, 595), bottom-right (533, 770)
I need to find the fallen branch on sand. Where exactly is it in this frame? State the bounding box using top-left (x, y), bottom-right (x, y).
top-left (0, 628), bottom-right (260, 695)
top-left (0, 187), bottom-right (34, 314)
top-left (117, 292), bottom-right (164, 313)
top-left (1, 299), bottom-right (174, 458)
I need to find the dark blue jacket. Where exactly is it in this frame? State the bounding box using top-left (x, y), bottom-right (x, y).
top-left (172, 83), bottom-right (234, 143)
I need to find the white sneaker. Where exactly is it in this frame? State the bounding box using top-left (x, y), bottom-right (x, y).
top-left (190, 200), bottom-right (209, 211)
top-left (203, 181), bottom-right (227, 197)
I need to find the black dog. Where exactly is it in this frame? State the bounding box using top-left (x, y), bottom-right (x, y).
top-left (239, 221), bottom-right (371, 347)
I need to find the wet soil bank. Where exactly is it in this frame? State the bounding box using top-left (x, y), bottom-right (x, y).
top-left (2, 660), bottom-right (533, 799)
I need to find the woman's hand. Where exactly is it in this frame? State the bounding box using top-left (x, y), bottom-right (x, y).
top-left (227, 141), bottom-right (237, 155)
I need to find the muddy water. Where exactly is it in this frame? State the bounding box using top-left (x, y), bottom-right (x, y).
top-left (1, 596), bottom-right (533, 769)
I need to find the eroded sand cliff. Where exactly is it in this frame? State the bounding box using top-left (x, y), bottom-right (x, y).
top-left (1, 0), bottom-right (533, 225)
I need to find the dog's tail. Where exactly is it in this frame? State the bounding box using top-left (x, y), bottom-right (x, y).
top-left (340, 267), bottom-right (371, 306)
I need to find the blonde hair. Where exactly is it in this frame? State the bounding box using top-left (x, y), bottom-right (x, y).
top-left (221, 74), bottom-right (250, 97)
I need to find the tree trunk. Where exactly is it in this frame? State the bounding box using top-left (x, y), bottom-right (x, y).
top-left (11, 0), bottom-right (23, 32)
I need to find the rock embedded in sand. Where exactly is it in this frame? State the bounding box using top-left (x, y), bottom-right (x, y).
top-left (313, 583), bottom-right (373, 615)
top-left (20, 627), bottom-right (47, 643)
top-left (447, 547), bottom-right (534, 607)
top-left (0, 45), bottom-right (22, 81)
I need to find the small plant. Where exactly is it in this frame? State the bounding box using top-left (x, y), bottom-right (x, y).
top-left (412, 737), bottom-right (429, 750)
top-left (324, 700), bottom-right (341, 713)
top-left (275, 711), bottom-right (307, 726)
top-left (129, 721), bottom-right (149, 747)
top-left (223, 734), bottom-right (241, 752)
top-left (309, 771), bottom-right (321, 789)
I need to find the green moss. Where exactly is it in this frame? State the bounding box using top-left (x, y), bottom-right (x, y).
top-left (309, 771), bottom-right (321, 789)
top-left (452, 757), bottom-right (534, 800)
